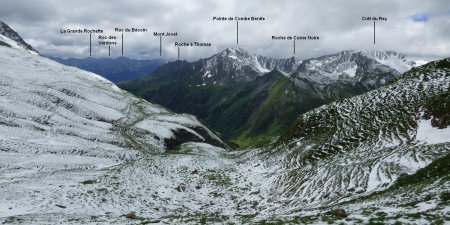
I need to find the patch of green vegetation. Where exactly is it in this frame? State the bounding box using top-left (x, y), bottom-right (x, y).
top-left (2, 216), bottom-right (23, 224)
top-left (375, 211), bottom-right (388, 220)
top-left (423, 86), bottom-right (450, 128)
top-left (431, 219), bottom-right (445, 225)
top-left (66, 217), bottom-right (83, 223)
top-left (440, 192), bottom-right (450, 202)
top-left (399, 198), bottom-right (425, 208)
top-left (176, 165), bottom-right (189, 173)
top-left (231, 134), bottom-right (277, 148)
top-left (434, 58), bottom-right (450, 69)
top-left (362, 207), bottom-right (378, 216)
top-left (200, 168), bottom-right (232, 187)
top-left (96, 188), bottom-right (108, 193)
top-left (90, 215), bottom-right (99, 221)
top-left (121, 66), bottom-right (352, 146)
top-left (199, 216), bottom-right (207, 224)
top-left (367, 220), bottom-right (385, 225)
top-left (256, 219), bottom-right (285, 225)
top-left (80, 179), bottom-right (96, 185)
top-left (406, 213), bottom-right (422, 219)
top-left (320, 214), bottom-right (343, 224)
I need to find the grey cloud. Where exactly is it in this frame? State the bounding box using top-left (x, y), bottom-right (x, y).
top-left (2, 0), bottom-right (449, 61)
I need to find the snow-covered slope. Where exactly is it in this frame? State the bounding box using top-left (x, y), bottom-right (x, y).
top-left (258, 58), bottom-right (450, 218)
top-left (0, 20), bottom-right (38, 54)
top-left (362, 50), bottom-right (416, 73)
top-left (0, 46), bottom-right (225, 155)
top-left (291, 50), bottom-right (416, 87)
top-left (0, 42), bottom-right (267, 223)
top-left (0, 29), bottom-right (248, 223)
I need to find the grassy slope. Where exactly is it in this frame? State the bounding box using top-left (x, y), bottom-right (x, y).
top-left (120, 60), bottom-right (407, 148)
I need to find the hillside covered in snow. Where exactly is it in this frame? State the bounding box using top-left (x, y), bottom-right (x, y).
top-left (0, 21), bottom-right (449, 224)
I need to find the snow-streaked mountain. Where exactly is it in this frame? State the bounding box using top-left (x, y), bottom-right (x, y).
top-left (258, 57), bottom-right (450, 217)
top-left (198, 47), bottom-right (300, 84)
top-left (0, 44), bottom-right (226, 154)
top-left (291, 50), bottom-right (416, 87)
top-left (0, 20), bottom-right (37, 53)
top-left (121, 49), bottom-right (421, 142)
top-left (362, 50), bottom-right (416, 73)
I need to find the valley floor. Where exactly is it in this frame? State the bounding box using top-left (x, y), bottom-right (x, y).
top-left (1, 144), bottom-right (449, 225)
top-left (0, 143), bottom-right (271, 224)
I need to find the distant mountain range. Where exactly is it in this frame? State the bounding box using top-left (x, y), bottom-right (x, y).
top-left (120, 47), bottom-right (418, 146)
top-left (193, 47), bottom-right (301, 84)
top-left (47, 56), bottom-right (166, 83)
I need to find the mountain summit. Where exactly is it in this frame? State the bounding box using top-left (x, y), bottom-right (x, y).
top-left (197, 47), bottom-right (300, 84)
top-left (362, 50), bottom-right (416, 73)
top-left (292, 50), bottom-right (416, 86)
top-left (0, 20), bottom-right (38, 53)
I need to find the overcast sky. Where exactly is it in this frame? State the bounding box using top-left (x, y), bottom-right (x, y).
top-left (1, 0), bottom-right (449, 61)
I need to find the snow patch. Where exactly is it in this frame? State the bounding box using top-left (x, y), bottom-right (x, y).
top-left (416, 118), bottom-right (450, 144)
top-left (343, 64), bottom-right (357, 77)
top-left (414, 60), bottom-right (429, 67)
top-left (0, 34), bottom-right (37, 55)
top-left (203, 70), bottom-right (213, 78)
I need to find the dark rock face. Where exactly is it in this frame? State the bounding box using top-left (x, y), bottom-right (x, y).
top-left (176, 183), bottom-right (187, 192)
top-left (331, 208), bottom-right (348, 218)
top-left (163, 127), bottom-right (227, 150)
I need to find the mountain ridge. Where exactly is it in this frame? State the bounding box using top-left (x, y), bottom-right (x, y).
top-left (121, 47), bottom-right (419, 145)
top-left (47, 56), bottom-right (166, 83)
top-left (0, 20), bottom-right (38, 53)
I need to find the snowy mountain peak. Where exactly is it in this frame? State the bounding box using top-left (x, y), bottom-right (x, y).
top-left (292, 49), bottom-right (416, 86)
top-left (362, 50), bottom-right (416, 73)
top-left (219, 47), bottom-right (258, 61)
top-left (196, 47), bottom-right (301, 84)
top-left (0, 20), bottom-right (38, 53)
top-left (308, 49), bottom-right (416, 74)
top-left (363, 50), bottom-right (407, 60)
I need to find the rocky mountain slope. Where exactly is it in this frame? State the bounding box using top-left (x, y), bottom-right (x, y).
top-left (291, 50), bottom-right (415, 87)
top-left (0, 20), bottom-right (37, 53)
top-left (196, 47), bottom-right (300, 84)
top-left (254, 57), bottom-right (450, 223)
top-left (121, 48), bottom-right (417, 146)
top-left (47, 56), bottom-right (166, 83)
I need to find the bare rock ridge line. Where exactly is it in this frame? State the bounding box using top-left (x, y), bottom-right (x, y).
top-left (0, 20), bottom-right (38, 53)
